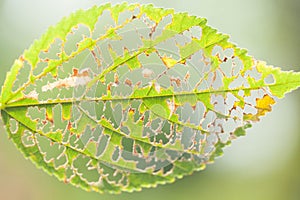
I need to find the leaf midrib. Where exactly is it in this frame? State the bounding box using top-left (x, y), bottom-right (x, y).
top-left (4, 80), bottom-right (299, 109)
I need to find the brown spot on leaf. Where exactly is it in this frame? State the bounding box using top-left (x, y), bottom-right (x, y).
top-left (184, 71), bottom-right (190, 81)
top-left (135, 81), bottom-right (142, 87)
top-left (129, 108), bottom-right (135, 114)
top-left (46, 113), bottom-right (54, 124)
top-left (72, 68), bottom-right (89, 77)
top-left (73, 68), bottom-right (79, 77)
top-left (215, 53), bottom-right (222, 63)
top-left (64, 178), bottom-right (69, 184)
top-left (124, 78), bottom-right (132, 87)
top-left (114, 73), bottom-right (119, 85)
top-left (167, 99), bottom-right (178, 116)
top-left (19, 56), bottom-right (25, 62)
top-left (67, 121), bottom-right (72, 130)
top-left (191, 104), bottom-right (197, 111)
top-left (148, 22), bottom-right (158, 38)
top-left (139, 115), bottom-right (145, 121)
top-left (107, 83), bottom-right (112, 92)
top-left (170, 77), bottom-right (181, 87)
top-left (180, 59), bottom-right (186, 65)
top-left (90, 50), bottom-right (102, 67)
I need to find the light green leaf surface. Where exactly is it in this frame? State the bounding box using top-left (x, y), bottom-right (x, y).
top-left (1, 3), bottom-right (300, 194)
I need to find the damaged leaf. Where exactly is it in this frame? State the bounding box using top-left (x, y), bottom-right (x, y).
top-left (1, 3), bottom-right (300, 194)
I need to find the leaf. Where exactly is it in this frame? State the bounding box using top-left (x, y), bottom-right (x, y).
top-left (1, 3), bottom-right (300, 194)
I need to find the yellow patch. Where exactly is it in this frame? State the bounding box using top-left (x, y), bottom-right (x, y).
top-left (162, 56), bottom-right (177, 68)
top-left (256, 94), bottom-right (276, 116)
top-left (243, 95), bottom-right (275, 122)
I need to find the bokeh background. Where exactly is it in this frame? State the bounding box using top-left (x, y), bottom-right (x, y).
top-left (0, 0), bottom-right (300, 200)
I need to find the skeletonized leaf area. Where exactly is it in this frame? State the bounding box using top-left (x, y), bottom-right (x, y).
top-left (1, 3), bottom-right (300, 193)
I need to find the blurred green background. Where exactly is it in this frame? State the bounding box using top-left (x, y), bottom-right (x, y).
top-left (0, 0), bottom-right (300, 199)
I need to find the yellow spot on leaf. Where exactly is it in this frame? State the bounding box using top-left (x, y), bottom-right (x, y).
top-left (162, 55), bottom-right (177, 68)
top-left (243, 95), bottom-right (275, 122)
top-left (256, 94), bottom-right (275, 116)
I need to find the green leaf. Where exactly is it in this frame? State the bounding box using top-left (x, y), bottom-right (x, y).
top-left (1, 3), bottom-right (300, 194)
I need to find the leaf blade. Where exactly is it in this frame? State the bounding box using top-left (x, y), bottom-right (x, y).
top-left (1, 3), bottom-right (300, 194)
